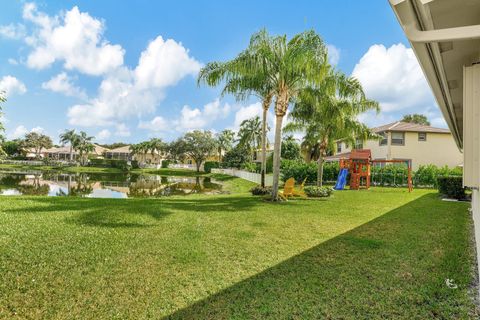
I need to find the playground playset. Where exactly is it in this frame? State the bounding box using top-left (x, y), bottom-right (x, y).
top-left (334, 149), bottom-right (413, 192)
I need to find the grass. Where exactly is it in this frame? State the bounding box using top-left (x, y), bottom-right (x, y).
top-left (0, 184), bottom-right (477, 319)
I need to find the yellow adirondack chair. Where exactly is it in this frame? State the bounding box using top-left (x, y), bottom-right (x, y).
top-left (293, 178), bottom-right (307, 198)
top-left (280, 177), bottom-right (295, 200)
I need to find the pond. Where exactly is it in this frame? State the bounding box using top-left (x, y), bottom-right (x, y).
top-left (0, 171), bottom-right (223, 198)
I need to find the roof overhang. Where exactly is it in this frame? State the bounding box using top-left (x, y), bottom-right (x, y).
top-left (389, 0), bottom-right (480, 150)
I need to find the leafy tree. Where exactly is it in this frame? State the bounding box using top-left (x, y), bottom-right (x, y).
top-left (22, 132), bottom-right (53, 158)
top-left (182, 130), bottom-right (217, 172)
top-left (0, 92), bottom-right (5, 156)
top-left (168, 138), bottom-right (188, 163)
top-left (148, 138), bottom-right (167, 163)
top-left (285, 70), bottom-right (379, 186)
top-left (2, 139), bottom-right (22, 156)
top-left (216, 129), bottom-right (235, 162)
top-left (281, 135), bottom-right (301, 160)
top-left (74, 131), bottom-right (95, 165)
top-left (401, 114), bottom-right (430, 126)
top-left (237, 116), bottom-right (263, 161)
top-left (59, 129), bottom-right (78, 161)
top-left (222, 145), bottom-right (250, 169)
top-left (198, 29), bottom-right (274, 187)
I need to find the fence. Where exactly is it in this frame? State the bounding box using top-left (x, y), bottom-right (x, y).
top-left (211, 168), bottom-right (273, 186)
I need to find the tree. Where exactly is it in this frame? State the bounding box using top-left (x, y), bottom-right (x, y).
top-left (148, 138), bottom-right (166, 164)
top-left (216, 129), bottom-right (235, 162)
top-left (237, 116), bottom-right (263, 161)
top-left (168, 138), bottom-right (188, 163)
top-left (285, 70), bottom-right (379, 186)
top-left (281, 135), bottom-right (301, 160)
top-left (198, 29), bottom-right (274, 187)
top-left (222, 145), bottom-right (250, 169)
top-left (224, 30), bottom-right (330, 198)
top-left (182, 130), bottom-right (217, 172)
top-left (59, 129), bottom-right (78, 161)
top-left (2, 139), bottom-right (22, 156)
top-left (22, 132), bottom-right (53, 158)
top-left (74, 131), bottom-right (95, 165)
top-left (0, 92), bottom-right (5, 156)
top-left (401, 114), bottom-right (430, 126)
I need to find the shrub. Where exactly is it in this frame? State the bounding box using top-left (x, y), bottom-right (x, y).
top-left (161, 160), bottom-right (170, 168)
top-left (280, 159), bottom-right (340, 184)
top-left (437, 176), bottom-right (466, 200)
top-left (204, 161), bottom-right (220, 173)
top-left (242, 162), bottom-right (257, 173)
top-left (222, 146), bottom-right (249, 169)
top-left (304, 186), bottom-right (333, 198)
top-left (250, 185), bottom-right (272, 196)
top-left (89, 158), bottom-right (131, 171)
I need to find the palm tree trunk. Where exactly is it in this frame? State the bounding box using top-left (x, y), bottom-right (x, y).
top-left (317, 152), bottom-right (324, 187)
top-left (69, 145), bottom-right (73, 161)
top-left (261, 107), bottom-right (268, 187)
top-left (271, 114), bottom-right (284, 200)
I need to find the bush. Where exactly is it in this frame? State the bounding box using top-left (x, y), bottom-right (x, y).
top-left (250, 185), bottom-right (272, 196)
top-left (304, 186), bottom-right (333, 198)
top-left (437, 176), bottom-right (466, 200)
top-left (222, 146), bottom-right (249, 169)
top-left (242, 162), bottom-right (257, 173)
top-left (204, 161), bottom-right (219, 173)
top-left (280, 159), bottom-right (340, 184)
top-left (89, 158), bottom-right (131, 171)
top-left (161, 160), bottom-right (170, 168)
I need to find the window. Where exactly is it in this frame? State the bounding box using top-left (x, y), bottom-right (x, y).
top-left (418, 132), bottom-right (427, 141)
top-left (336, 142), bottom-right (342, 153)
top-left (379, 132), bottom-right (388, 146)
top-left (354, 138), bottom-right (363, 150)
top-left (391, 132), bottom-right (405, 146)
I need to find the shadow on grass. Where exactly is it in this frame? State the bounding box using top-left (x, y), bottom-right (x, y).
top-left (164, 193), bottom-right (475, 319)
top-left (2, 195), bottom-right (264, 228)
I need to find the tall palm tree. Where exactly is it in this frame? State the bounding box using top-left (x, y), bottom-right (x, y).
top-left (237, 116), bottom-right (263, 161)
top-left (148, 138), bottom-right (165, 164)
top-left (74, 131), bottom-right (95, 166)
top-left (216, 129), bottom-right (235, 162)
top-left (198, 29), bottom-right (275, 187)
top-left (59, 129), bottom-right (78, 161)
top-left (246, 30), bottom-right (330, 199)
top-left (285, 71), bottom-right (380, 186)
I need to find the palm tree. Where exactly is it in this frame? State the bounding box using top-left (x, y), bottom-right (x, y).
top-left (198, 30), bottom-right (275, 187)
top-left (237, 116), bottom-right (263, 161)
top-left (59, 129), bottom-right (78, 161)
top-left (285, 71), bottom-right (379, 186)
top-left (148, 138), bottom-right (165, 164)
top-left (216, 129), bottom-right (235, 162)
top-left (74, 131), bottom-right (95, 166)
top-left (241, 30), bottom-right (330, 198)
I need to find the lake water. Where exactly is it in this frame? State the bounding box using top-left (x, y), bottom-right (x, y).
top-left (0, 171), bottom-right (223, 198)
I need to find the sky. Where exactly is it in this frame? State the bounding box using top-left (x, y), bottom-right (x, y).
top-left (0, 0), bottom-right (447, 144)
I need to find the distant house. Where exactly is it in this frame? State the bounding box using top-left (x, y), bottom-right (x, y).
top-left (329, 121), bottom-right (463, 170)
top-left (43, 144), bottom-right (109, 161)
top-left (105, 145), bottom-right (163, 164)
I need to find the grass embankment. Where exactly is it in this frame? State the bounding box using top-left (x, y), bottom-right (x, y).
top-left (0, 186), bottom-right (477, 319)
top-left (0, 163), bottom-right (123, 173)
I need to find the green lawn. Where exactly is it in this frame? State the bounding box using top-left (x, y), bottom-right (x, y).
top-left (0, 182), bottom-right (477, 319)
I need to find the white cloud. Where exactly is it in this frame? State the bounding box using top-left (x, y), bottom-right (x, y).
top-left (115, 123), bottom-right (130, 137)
top-left (233, 102), bottom-right (264, 129)
top-left (327, 44), bottom-right (340, 66)
top-left (176, 99), bottom-right (231, 131)
top-left (9, 125), bottom-right (44, 139)
top-left (23, 3), bottom-right (124, 75)
top-left (96, 129), bottom-right (111, 141)
top-left (67, 37), bottom-right (200, 127)
top-left (135, 36), bottom-right (202, 90)
top-left (352, 43), bottom-right (434, 113)
top-left (8, 58), bottom-right (19, 65)
top-left (42, 72), bottom-right (87, 99)
top-left (0, 76), bottom-right (27, 97)
top-left (0, 23), bottom-right (26, 39)
top-left (138, 116), bottom-right (169, 132)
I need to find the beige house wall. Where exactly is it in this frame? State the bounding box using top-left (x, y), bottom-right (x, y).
top-left (334, 132), bottom-right (462, 170)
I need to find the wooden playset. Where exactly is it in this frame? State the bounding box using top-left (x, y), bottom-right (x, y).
top-left (338, 149), bottom-right (413, 192)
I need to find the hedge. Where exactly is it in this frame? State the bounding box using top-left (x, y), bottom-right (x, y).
top-left (88, 158), bottom-right (132, 170)
top-left (204, 161), bottom-right (220, 173)
top-left (437, 176), bottom-right (466, 200)
top-left (161, 160), bottom-right (170, 169)
top-left (280, 160), bottom-right (339, 184)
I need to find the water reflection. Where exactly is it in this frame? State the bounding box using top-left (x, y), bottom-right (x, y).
top-left (0, 171), bottom-right (222, 198)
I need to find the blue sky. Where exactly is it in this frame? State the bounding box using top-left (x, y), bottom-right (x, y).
top-left (0, 0), bottom-right (445, 144)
